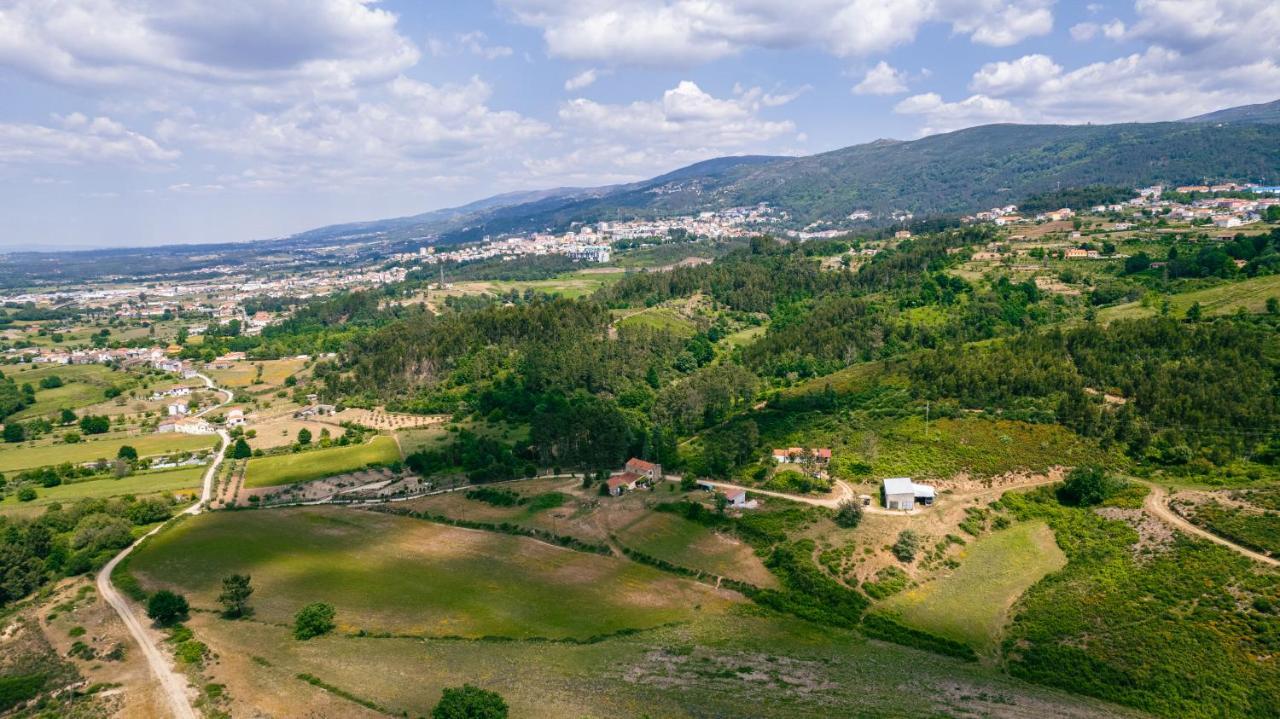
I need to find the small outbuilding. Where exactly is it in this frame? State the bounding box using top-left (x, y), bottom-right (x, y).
top-left (882, 477), bottom-right (935, 511)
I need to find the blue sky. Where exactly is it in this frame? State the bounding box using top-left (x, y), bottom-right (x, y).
top-left (0, 0), bottom-right (1277, 249)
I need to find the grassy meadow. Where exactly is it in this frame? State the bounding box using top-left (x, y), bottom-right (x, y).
top-left (129, 507), bottom-right (735, 640)
top-left (0, 465), bottom-right (204, 516)
top-left (878, 521), bottom-right (1066, 654)
top-left (6, 363), bottom-right (131, 420)
top-left (1099, 273), bottom-right (1280, 322)
top-left (243, 436), bottom-right (400, 488)
top-left (0, 432), bottom-right (216, 473)
top-left (612, 510), bottom-right (778, 587)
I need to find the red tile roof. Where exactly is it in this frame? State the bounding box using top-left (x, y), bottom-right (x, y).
top-left (626, 458), bottom-right (659, 472)
top-left (608, 472), bottom-right (643, 489)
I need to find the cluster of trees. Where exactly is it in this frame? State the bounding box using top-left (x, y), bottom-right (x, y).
top-left (0, 495), bottom-right (177, 607)
top-left (909, 315), bottom-right (1280, 464)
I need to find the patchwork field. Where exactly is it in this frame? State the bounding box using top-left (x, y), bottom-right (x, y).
top-left (878, 521), bottom-right (1066, 655)
top-left (0, 432), bottom-right (217, 472)
top-left (243, 436), bottom-right (401, 488)
top-left (0, 465), bottom-right (205, 516)
top-left (128, 507), bottom-right (736, 640)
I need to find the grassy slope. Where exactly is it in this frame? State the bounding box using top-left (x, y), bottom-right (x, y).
top-left (129, 507), bottom-right (734, 640)
top-left (6, 364), bottom-right (127, 420)
top-left (243, 436), bottom-right (400, 488)
top-left (0, 433), bottom-right (216, 473)
top-left (0, 465), bottom-right (204, 516)
top-left (878, 521), bottom-right (1066, 654)
top-left (612, 510), bottom-right (778, 588)
top-left (616, 307), bottom-right (699, 337)
top-left (1100, 274), bottom-right (1280, 322)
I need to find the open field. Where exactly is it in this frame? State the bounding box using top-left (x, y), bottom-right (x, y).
top-left (438, 270), bottom-right (625, 301)
top-left (205, 358), bottom-right (307, 389)
top-left (612, 510), bottom-right (778, 587)
top-left (0, 432), bottom-right (216, 472)
top-left (6, 363), bottom-right (130, 420)
top-left (0, 465), bottom-right (204, 516)
top-left (182, 607), bottom-right (1143, 719)
top-left (242, 436), bottom-right (401, 488)
top-left (878, 521), bottom-right (1066, 654)
top-left (615, 307), bottom-right (699, 336)
top-left (129, 507), bottom-right (736, 639)
top-left (395, 420), bottom-right (528, 456)
top-left (1100, 274), bottom-right (1280, 322)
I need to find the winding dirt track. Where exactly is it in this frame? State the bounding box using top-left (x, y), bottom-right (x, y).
top-left (94, 372), bottom-right (232, 719)
top-left (1137, 480), bottom-right (1280, 568)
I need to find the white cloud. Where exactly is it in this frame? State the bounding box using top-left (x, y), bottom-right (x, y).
top-left (549, 81), bottom-right (798, 179)
top-left (156, 75), bottom-right (549, 189)
top-left (1070, 22), bottom-right (1099, 40)
top-left (900, 40), bottom-right (1280, 135)
top-left (894, 92), bottom-right (1024, 134)
top-left (428, 32), bottom-right (513, 60)
top-left (498, 0), bottom-right (1056, 66)
top-left (0, 0), bottom-right (420, 97)
top-left (564, 68), bottom-right (600, 91)
top-left (853, 61), bottom-right (908, 95)
top-left (0, 113), bottom-right (177, 165)
top-left (970, 54), bottom-right (1062, 95)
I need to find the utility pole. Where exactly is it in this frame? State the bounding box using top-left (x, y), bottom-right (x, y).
top-left (924, 401), bottom-right (930, 439)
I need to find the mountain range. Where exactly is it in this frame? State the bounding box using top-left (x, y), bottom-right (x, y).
top-left (289, 98), bottom-right (1280, 246)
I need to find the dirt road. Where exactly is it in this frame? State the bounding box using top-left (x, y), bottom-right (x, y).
top-left (1139, 481), bottom-right (1279, 568)
top-left (95, 372), bottom-right (233, 719)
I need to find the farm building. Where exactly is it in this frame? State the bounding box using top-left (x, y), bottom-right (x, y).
top-left (606, 472), bottom-right (644, 496)
top-left (721, 488), bottom-right (758, 510)
top-left (624, 457), bottom-right (662, 482)
top-left (882, 477), bottom-right (935, 511)
top-left (226, 408), bottom-right (245, 427)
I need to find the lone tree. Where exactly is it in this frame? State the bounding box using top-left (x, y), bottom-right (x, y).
top-left (146, 590), bottom-right (190, 627)
top-left (231, 437), bottom-right (252, 459)
top-left (217, 574), bottom-right (254, 618)
top-left (833, 499), bottom-right (863, 529)
top-left (432, 685), bottom-right (508, 719)
top-left (293, 602), bottom-right (335, 640)
top-left (297, 428), bottom-right (312, 446)
top-left (1056, 465), bottom-right (1124, 507)
top-left (117, 445), bottom-right (138, 461)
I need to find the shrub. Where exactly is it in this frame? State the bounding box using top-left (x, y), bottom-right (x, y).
top-left (833, 500), bottom-right (863, 528)
top-left (146, 590), bottom-right (189, 627)
top-left (293, 602), bottom-right (335, 640)
top-left (16, 487), bottom-right (36, 502)
top-left (892, 530), bottom-right (920, 563)
top-left (432, 684), bottom-right (509, 719)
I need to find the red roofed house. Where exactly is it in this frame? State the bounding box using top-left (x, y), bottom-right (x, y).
top-left (606, 472), bottom-right (644, 497)
top-left (772, 448), bottom-right (832, 465)
top-left (624, 457), bottom-right (662, 482)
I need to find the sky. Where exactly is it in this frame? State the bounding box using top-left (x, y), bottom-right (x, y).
top-left (1, 1), bottom-right (1278, 249)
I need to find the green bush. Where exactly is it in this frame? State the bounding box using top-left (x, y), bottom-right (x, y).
top-left (146, 590), bottom-right (189, 627)
top-left (293, 602), bottom-right (336, 640)
top-left (432, 684), bottom-right (508, 719)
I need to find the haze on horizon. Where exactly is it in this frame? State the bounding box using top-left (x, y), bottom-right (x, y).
top-left (0, 0), bottom-right (1278, 249)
